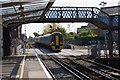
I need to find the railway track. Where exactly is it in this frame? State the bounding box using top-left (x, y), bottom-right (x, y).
top-left (39, 54), bottom-right (91, 80)
top-left (35, 48), bottom-right (120, 80)
top-left (60, 55), bottom-right (120, 80)
top-left (76, 56), bottom-right (120, 77)
top-left (34, 48), bottom-right (90, 80)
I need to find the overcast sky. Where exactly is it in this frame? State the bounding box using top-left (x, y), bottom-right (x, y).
top-left (53, 0), bottom-right (120, 7)
top-left (22, 0), bottom-right (120, 37)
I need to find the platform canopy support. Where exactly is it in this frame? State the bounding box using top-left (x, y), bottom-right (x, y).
top-left (3, 27), bottom-right (11, 56)
top-left (0, 24), bottom-right (3, 58)
top-left (118, 28), bottom-right (120, 57)
top-left (0, 4), bottom-right (3, 58)
top-left (108, 30), bottom-right (113, 57)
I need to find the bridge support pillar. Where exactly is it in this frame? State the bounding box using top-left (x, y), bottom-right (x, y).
top-left (3, 27), bottom-right (11, 56)
top-left (118, 29), bottom-right (120, 57)
top-left (108, 30), bottom-right (113, 58)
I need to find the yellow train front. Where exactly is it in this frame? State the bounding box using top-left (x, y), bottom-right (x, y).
top-left (35, 32), bottom-right (64, 51)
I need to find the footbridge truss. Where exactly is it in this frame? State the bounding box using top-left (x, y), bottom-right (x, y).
top-left (41, 7), bottom-right (119, 30)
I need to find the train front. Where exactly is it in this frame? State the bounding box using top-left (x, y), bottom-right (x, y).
top-left (50, 32), bottom-right (64, 51)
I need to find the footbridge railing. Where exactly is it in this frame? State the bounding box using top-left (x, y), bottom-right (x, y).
top-left (112, 16), bottom-right (119, 27)
top-left (43, 7), bottom-right (109, 25)
top-left (42, 7), bottom-right (119, 30)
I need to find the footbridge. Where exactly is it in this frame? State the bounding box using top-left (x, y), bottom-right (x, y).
top-left (41, 7), bottom-right (119, 30)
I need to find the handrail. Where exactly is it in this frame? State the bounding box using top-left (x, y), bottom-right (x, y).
top-left (44, 7), bottom-right (110, 26)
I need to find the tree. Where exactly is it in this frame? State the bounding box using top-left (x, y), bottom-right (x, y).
top-left (77, 29), bottom-right (98, 38)
top-left (28, 36), bottom-right (34, 42)
top-left (59, 27), bottom-right (67, 37)
top-left (43, 24), bottom-right (53, 34)
top-left (21, 34), bottom-right (27, 41)
top-left (43, 23), bottom-right (62, 35)
top-left (76, 29), bottom-right (98, 45)
top-left (33, 32), bottom-right (40, 37)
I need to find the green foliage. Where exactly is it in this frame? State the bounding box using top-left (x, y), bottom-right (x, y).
top-left (28, 36), bottom-right (35, 42)
top-left (59, 27), bottom-right (67, 37)
top-left (42, 23), bottom-right (60, 35)
top-left (69, 32), bottom-right (74, 35)
top-left (77, 29), bottom-right (98, 38)
top-left (75, 29), bottom-right (103, 45)
top-left (66, 33), bottom-right (72, 38)
top-left (33, 32), bottom-right (40, 37)
top-left (21, 34), bottom-right (27, 41)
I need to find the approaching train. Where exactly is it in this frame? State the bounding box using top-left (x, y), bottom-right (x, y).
top-left (35, 32), bottom-right (64, 51)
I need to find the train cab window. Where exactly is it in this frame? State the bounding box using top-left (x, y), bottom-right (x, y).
top-left (51, 33), bottom-right (63, 43)
top-left (51, 34), bottom-right (55, 41)
top-left (59, 35), bottom-right (63, 42)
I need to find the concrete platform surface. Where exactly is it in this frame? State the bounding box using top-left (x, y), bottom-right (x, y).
top-left (2, 48), bottom-right (52, 80)
top-left (24, 56), bottom-right (52, 79)
top-left (20, 49), bottom-right (52, 79)
top-left (1, 56), bottom-right (23, 79)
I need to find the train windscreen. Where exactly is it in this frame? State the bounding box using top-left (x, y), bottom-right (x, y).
top-left (51, 33), bottom-right (63, 45)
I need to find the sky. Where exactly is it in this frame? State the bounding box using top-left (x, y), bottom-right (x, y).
top-left (22, 0), bottom-right (120, 37)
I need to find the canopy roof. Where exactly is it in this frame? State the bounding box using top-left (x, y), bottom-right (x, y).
top-left (0, 0), bottom-right (55, 29)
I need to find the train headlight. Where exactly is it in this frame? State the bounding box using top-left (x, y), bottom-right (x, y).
top-left (60, 42), bottom-right (63, 44)
top-left (51, 41), bottom-right (54, 44)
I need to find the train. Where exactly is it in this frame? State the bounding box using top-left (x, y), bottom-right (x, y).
top-left (35, 32), bottom-right (64, 51)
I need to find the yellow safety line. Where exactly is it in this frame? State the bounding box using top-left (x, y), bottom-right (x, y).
top-left (20, 55), bottom-right (26, 80)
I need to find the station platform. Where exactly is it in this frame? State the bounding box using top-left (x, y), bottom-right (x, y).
top-left (1, 48), bottom-right (52, 80)
top-left (2, 47), bottom-right (98, 79)
top-left (23, 55), bottom-right (52, 79)
top-left (2, 56), bottom-right (23, 79)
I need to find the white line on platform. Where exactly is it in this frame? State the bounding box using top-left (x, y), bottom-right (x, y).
top-left (36, 54), bottom-right (52, 79)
